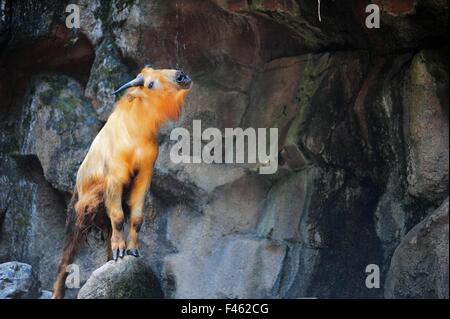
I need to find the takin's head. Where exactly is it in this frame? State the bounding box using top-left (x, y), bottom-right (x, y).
top-left (113, 65), bottom-right (192, 121)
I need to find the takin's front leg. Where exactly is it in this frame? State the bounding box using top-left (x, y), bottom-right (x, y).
top-left (126, 167), bottom-right (153, 257)
top-left (105, 178), bottom-right (126, 261)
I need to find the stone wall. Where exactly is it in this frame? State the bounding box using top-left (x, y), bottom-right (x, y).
top-left (0, 0), bottom-right (448, 298)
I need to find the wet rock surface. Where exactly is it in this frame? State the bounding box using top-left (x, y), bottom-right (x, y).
top-left (0, 0), bottom-right (448, 299)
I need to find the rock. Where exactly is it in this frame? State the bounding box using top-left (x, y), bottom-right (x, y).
top-left (1, 0), bottom-right (94, 79)
top-left (374, 174), bottom-right (415, 270)
top-left (239, 51), bottom-right (373, 179)
top-left (154, 142), bottom-right (248, 196)
top-left (109, 0), bottom-right (448, 69)
top-left (257, 168), bottom-right (317, 244)
top-left (256, 166), bottom-right (384, 298)
top-left (20, 75), bottom-right (101, 193)
top-left (160, 173), bottom-right (273, 298)
top-left (0, 74), bottom-right (106, 292)
top-left (4, 0), bottom-right (65, 46)
top-left (38, 290), bottom-right (52, 299)
top-left (204, 174), bottom-right (270, 236)
top-left (77, 0), bottom-right (104, 46)
top-left (78, 256), bottom-right (163, 299)
top-left (403, 50), bottom-right (449, 204)
top-left (371, 0), bottom-right (448, 52)
top-left (385, 198), bottom-right (449, 299)
top-left (241, 56), bottom-right (305, 145)
top-left (224, 0), bottom-right (448, 55)
top-left (364, 54), bottom-right (422, 272)
top-left (176, 83), bottom-right (249, 131)
top-left (0, 262), bottom-right (40, 299)
top-left (0, 73), bottom-right (122, 298)
top-left (111, 1), bottom-right (261, 83)
top-left (85, 38), bottom-right (130, 121)
top-left (275, 245), bottom-right (320, 297)
top-left (0, 1), bottom-right (9, 46)
top-left (0, 0), bottom-right (448, 300)
top-left (0, 155), bottom-right (107, 294)
top-left (165, 237), bottom-right (286, 299)
top-left (0, 155), bottom-right (66, 289)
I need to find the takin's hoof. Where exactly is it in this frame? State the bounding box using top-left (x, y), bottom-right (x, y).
top-left (112, 248), bottom-right (125, 261)
top-left (126, 248), bottom-right (140, 258)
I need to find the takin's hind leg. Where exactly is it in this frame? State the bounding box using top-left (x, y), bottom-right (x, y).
top-left (126, 169), bottom-right (152, 257)
top-left (105, 179), bottom-right (126, 261)
top-left (126, 207), bottom-right (143, 258)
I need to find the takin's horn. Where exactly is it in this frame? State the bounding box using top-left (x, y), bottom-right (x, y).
top-left (112, 75), bottom-right (145, 95)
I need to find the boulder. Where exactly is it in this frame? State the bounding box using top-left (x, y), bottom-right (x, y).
top-left (78, 256), bottom-right (163, 299)
top-left (0, 155), bottom-right (107, 294)
top-left (164, 237), bottom-right (286, 299)
top-left (20, 75), bottom-right (101, 193)
top-left (385, 198), bottom-right (449, 299)
top-left (256, 166), bottom-right (384, 299)
top-left (0, 155), bottom-right (67, 289)
top-left (257, 168), bottom-right (317, 244)
top-left (77, 0), bottom-right (104, 46)
top-left (0, 262), bottom-right (40, 299)
top-left (366, 54), bottom-right (424, 272)
top-left (403, 50), bottom-right (449, 204)
top-left (84, 38), bottom-right (130, 121)
top-left (39, 290), bottom-right (52, 299)
top-left (161, 173), bottom-right (274, 298)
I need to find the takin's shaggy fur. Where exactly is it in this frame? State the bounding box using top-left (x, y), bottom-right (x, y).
top-left (52, 67), bottom-right (192, 299)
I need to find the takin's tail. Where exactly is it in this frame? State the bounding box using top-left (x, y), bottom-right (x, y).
top-left (52, 185), bottom-right (111, 299)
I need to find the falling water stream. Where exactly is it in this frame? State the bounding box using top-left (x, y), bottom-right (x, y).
top-left (318, 0), bottom-right (322, 22)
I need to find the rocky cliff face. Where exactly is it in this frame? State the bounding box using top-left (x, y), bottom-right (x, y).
top-left (0, 0), bottom-right (448, 299)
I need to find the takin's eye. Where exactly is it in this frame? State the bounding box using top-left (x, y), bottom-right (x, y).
top-left (148, 81), bottom-right (154, 89)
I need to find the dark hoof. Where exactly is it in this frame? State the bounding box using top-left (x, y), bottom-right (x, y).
top-left (126, 248), bottom-right (140, 257)
top-left (112, 249), bottom-right (125, 261)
